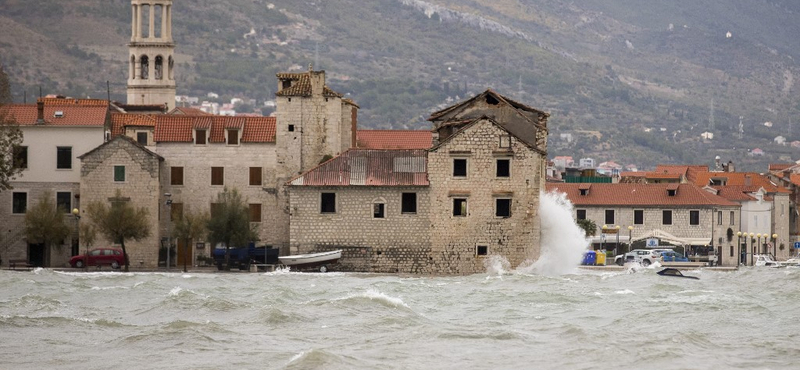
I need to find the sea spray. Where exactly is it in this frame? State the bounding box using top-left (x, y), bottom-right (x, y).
top-left (484, 255), bottom-right (511, 276)
top-left (519, 191), bottom-right (589, 276)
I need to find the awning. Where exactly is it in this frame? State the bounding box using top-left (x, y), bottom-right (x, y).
top-left (588, 235), bottom-right (630, 244)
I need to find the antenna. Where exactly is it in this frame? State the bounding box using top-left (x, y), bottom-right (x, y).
top-left (314, 42), bottom-right (319, 71)
top-left (107, 80), bottom-right (111, 102)
top-left (709, 98), bottom-right (715, 130)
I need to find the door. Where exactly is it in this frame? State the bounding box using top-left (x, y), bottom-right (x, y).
top-left (28, 243), bottom-right (45, 267)
top-left (177, 238), bottom-right (191, 269)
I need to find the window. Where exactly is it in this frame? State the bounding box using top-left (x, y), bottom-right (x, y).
top-left (136, 132), bottom-right (148, 145)
top-left (576, 209), bottom-right (586, 220)
top-left (114, 166), bottom-right (126, 182)
top-left (690, 210), bottom-right (700, 225)
top-left (249, 204), bottom-right (262, 223)
top-left (496, 198), bottom-right (511, 218)
top-left (499, 135), bottom-right (511, 148)
top-left (227, 129), bottom-right (239, 145)
top-left (13, 146), bottom-right (27, 169)
top-left (667, 189), bottom-right (677, 196)
top-left (12, 192), bottom-right (26, 214)
top-left (717, 211), bottom-right (722, 225)
top-left (453, 158), bottom-right (467, 177)
top-left (476, 245), bottom-right (488, 256)
top-left (663, 210), bottom-right (673, 225)
top-left (211, 167), bottom-right (224, 185)
top-left (321, 193), bottom-right (336, 213)
top-left (249, 167), bottom-right (262, 186)
top-left (496, 159), bottom-right (510, 178)
top-left (373, 203), bottom-right (385, 218)
top-left (288, 124), bottom-right (295, 132)
top-left (730, 211), bottom-right (735, 225)
top-left (730, 245), bottom-right (734, 257)
top-left (56, 192), bottom-right (71, 213)
top-left (453, 198), bottom-right (467, 217)
top-left (195, 129), bottom-right (207, 145)
top-left (605, 210), bottom-right (614, 225)
top-left (634, 210), bottom-right (644, 225)
top-left (56, 146), bottom-right (72, 169)
top-left (171, 203), bottom-right (183, 222)
top-left (170, 167), bottom-right (184, 186)
top-left (401, 193), bottom-right (417, 214)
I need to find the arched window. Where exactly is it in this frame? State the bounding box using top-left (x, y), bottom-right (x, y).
top-left (130, 55), bottom-right (136, 80)
top-left (155, 55), bottom-right (163, 80)
top-left (168, 56), bottom-right (174, 80)
top-left (140, 55), bottom-right (149, 79)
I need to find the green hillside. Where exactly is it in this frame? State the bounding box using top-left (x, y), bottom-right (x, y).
top-left (0, 0), bottom-right (798, 171)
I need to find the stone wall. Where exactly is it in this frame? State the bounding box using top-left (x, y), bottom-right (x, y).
top-left (80, 138), bottom-right (162, 268)
top-left (289, 186), bottom-right (432, 273)
top-left (0, 182), bottom-right (79, 267)
top-left (427, 119), bottom-right (543, 274)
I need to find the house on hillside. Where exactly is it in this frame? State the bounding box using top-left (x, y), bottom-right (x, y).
top-left (287, 89), bottom-right (549, 274)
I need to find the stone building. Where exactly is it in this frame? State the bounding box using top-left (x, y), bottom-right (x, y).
top-left (77, 136), bottom-right (163, 268)
top-left (287, 90), bottom-right (549, 274)
top-left (0, 98), bottom-right (110, 267)
top-left (546, 183), bottom-right (742, 266)
top-left (88, 68), bottom-right (356, 268)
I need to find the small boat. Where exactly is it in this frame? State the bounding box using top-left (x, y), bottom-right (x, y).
top-left (657, 268), bottom-right (699, 280)
top-left (754, 254), bottom-right (783, 268)
top-left (278, 250), bottom-right (342, 272)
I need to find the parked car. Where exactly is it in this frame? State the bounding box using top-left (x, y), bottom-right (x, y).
top-left (660, 251), bottom-right (689, 262)
top-left (69, 248), bottom-right (127, 269)
top-left (614, 249), bottom-right (662, 266)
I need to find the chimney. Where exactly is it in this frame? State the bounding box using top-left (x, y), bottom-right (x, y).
top-left (36, 101), bottom-right (45, 124)
top-left (744, 175), bottom-right (752, 186)
top-left (727, 161), bottom-right (735, 172)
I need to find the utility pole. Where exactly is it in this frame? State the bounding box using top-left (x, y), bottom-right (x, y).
top-left (164, 193), bottom-right (172, 271)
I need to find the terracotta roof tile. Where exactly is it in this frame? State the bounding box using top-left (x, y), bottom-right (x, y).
top-left (545, 183), bottom-right (739, 207)
top-left (691, 172), bottom-right (787, 193)
top-left (289, 149), bottom-right (429, 186)
top-left (168, 107), bottom-right (211, 115)
top-left (110, 113), bottom-right (156, 137)
top-left (241, 117), bottom-right (276, 143)
top-left (1, 104), bottom-right (107, 126)
top-left (154, 116), bottom-right (194, 142)
top-left (150, 115), bottom-right (276, 143)
top-left (356, 130), bottom-right (433, 149)
top-left (275, 71), bottom-right (342, 98)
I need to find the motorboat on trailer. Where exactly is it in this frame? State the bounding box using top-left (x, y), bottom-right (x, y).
top-left (278, 250), bottom-right (342, 272)
top-left (657, 268), bottom-right (699, 280)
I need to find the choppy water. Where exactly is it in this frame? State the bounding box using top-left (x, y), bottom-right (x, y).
top-left (3, 192), bottom-right (799, 369)
top-left (2, 267), bottom-right (800, 370)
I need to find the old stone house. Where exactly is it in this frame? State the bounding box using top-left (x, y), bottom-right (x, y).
top-left (0, 98), bottom-right (110, 267)
top-left (83, 69), bottom-right (357, 268)
top-left (546, 183), bottom-right (741, 266)
top-left (287, 90), bottom-right (549, 274)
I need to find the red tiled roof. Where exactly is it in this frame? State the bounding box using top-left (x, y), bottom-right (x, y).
top-left (289, 149), bottom-right (429, 186)
top-left (654, 164), bottom-right (708, 182)
top-left (620, 171), bottom-right (646, 177)
top-left (711, 186), bottom-right (761, 202)
top-left (151, 115), bottom-right (276, 143)
top-left (37, 97), bottom-right (109, 106)
top-left (356, 130), bottom-right (433, 149)
top-left (691, 172), bottom-right (787, 193)
top-left (545, 183), bottom-right (739, 207)
top-left (169, 107), bottom-right (211, 115)
top-left (790, 174), bottom-right (800, 187)
top-left (1, 104), bottom-right (107, 126)
top-left (769, 163), bottom-right (793, 171)
top-left (110, 113), bottom-right (156, 136)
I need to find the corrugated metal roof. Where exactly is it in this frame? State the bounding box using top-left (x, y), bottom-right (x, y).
top-left (289, 149), bottom-right (429, 186)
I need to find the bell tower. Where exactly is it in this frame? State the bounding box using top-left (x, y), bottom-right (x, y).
top-left (127, 0), bottom-right (176, 108)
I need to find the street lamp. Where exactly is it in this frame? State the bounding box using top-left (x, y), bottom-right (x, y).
top-left (615, 225), bottom-right (621, 255)
top-left (164, 193), bottom-right (172, 271)
top-left (772, 234), bottom-right (778, 258)
top-left (757, 233), bottom-right (763, 256)
top-left (736, 231), bottom-right (742, 266)
top-left (602, 225), bottom-right (608, 252)
top-left (749, 232), bottom-right (755, 266)
top-left (627, 226), bottom-right (633, 255)
top-left (72, 208), bottom-right (86, 272)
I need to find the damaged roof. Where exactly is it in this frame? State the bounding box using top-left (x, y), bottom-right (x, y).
top-left (288, 149), bottom-right (429, 187)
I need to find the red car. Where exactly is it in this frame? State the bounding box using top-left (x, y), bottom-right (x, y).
top-left (69, 248), bottom-right (127, 269)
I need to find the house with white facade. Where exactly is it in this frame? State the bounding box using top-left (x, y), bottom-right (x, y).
top-left (0, 98), bottom-right (110, 267)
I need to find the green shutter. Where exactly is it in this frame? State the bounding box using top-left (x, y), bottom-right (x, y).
top-left (114, 166), bottom-right (125, 182)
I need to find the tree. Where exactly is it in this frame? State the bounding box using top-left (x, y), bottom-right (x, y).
top-left (173, 207), bottom-right (208, 272)
top-left (577, 219), bottom-right (597, 237)
top-left (0, 64), bottom-right (23, 191)
top-left (24, 191), bottom-right (71, 267)
top-left (206, 187), bottom-right (257, 270)
top-left (86, 189), bottom-right (151, 272)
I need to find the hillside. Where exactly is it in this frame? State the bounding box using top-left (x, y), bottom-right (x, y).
top-left (1, 0), bottom-right (799, 171)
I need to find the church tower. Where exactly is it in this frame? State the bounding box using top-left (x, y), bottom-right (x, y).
top-left (127, 0), bottom-right (176, 108)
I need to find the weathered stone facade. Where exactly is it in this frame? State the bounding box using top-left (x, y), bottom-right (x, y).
top-left (427, 119), bottom-right (543, 274)
top-left (79, 136), bottom-right (163, 268)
